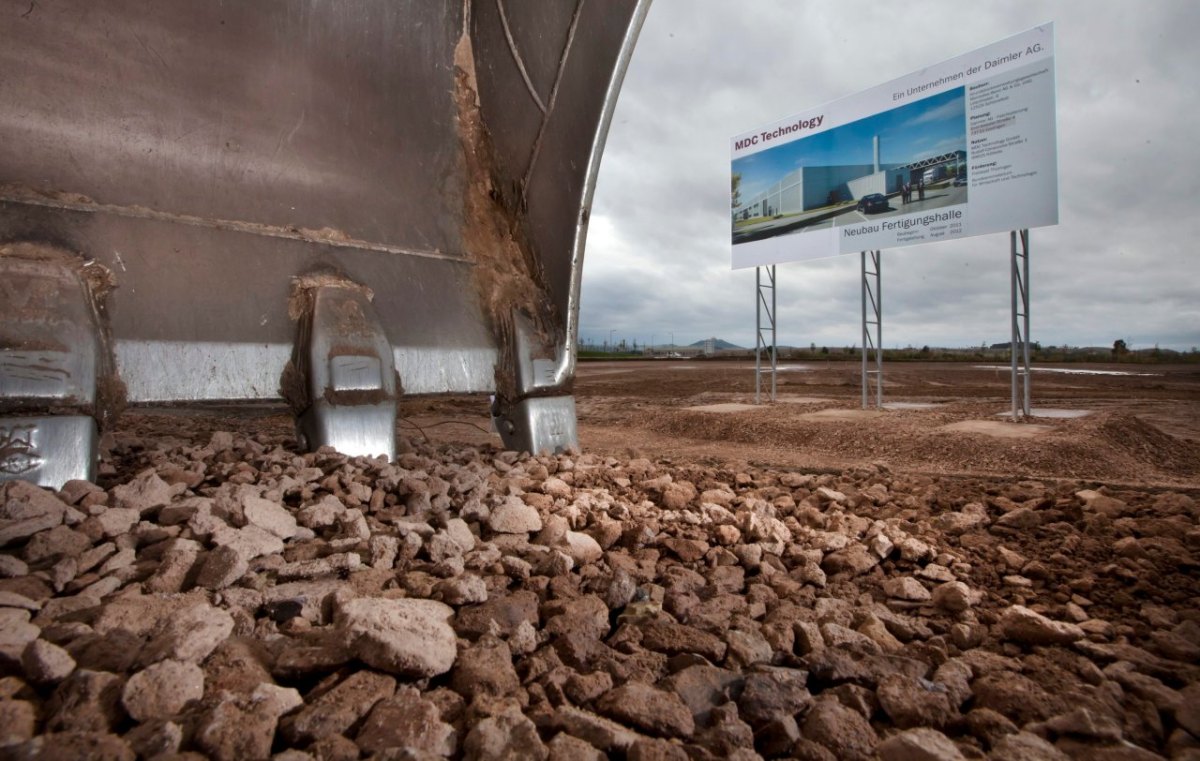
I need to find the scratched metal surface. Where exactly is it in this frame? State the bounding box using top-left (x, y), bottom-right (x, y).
top-left (0, 0), bottom-right (648, 401)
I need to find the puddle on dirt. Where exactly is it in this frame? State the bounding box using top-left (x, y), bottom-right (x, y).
top-left (974, 365), bottom-right (1161, 377)
top-left (993, 408), bottom-right (1093, 419)
top-left (760, 365), bottom-right (813, 373)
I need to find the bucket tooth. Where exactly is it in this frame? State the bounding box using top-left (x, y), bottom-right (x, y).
top-left (0, 417), bottom-right (98, 489)
top-left (0, 247), bottom-right (119, 488)
top-left (491, 310), bottom-right (578, 455)
top-left (492, 395), bottom-right (578, 457)
top-left (288, 280), bottom-right (398, 461)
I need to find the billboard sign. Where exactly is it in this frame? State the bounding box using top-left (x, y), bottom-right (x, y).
top-left (730, 24), bottom-right (1056, 269)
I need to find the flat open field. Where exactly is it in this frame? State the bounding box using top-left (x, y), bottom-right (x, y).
top-left (394, 360), bottom-right (1200, 489)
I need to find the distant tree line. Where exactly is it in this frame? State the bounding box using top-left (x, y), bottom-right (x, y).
top-left (575, 337), bottom-right (1199, 364)
top-left (754, 342), bottom-right (1199, 364)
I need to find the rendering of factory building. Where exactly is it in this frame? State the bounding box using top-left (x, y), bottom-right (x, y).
top-left (733, 138), bottom-right (966, 222)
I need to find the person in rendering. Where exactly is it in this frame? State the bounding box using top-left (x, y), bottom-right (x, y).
top-left (918, 179), bottom-right (925, 201)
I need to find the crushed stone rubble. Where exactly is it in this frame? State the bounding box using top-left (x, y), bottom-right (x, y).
top-left (0, 427), bottom-right (1198, 761)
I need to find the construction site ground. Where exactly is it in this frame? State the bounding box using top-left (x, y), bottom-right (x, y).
top-left (2, 359), bottom-right (1198, 760)
top-left (397, 359), bottom-right (1200, 489)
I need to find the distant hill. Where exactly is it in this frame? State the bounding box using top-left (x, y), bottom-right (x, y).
top-left (688, 338), bottom-right (745, 350)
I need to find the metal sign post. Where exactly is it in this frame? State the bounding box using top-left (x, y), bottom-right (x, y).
top-left (861, 250), bottom-right (882, 409)
top-left (755, 265), bottom-right (777, 404)
top-left (1010, 229), bottom-right (1031, 420)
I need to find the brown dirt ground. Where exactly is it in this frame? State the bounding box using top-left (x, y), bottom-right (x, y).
top-left (406, 360), bottom-right (1199, 489)
top-left (112, 360), bottom-right (1200, 492)
top-left (52, 359), bottom-right (1200, 759)
top-left (567, 360), bottom-right (1200, 490)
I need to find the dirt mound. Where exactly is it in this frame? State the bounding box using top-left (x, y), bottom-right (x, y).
top-left (1099, 414), bottom-right (1200, 477)
top-left (636, 405), bottom-right (1194, 485)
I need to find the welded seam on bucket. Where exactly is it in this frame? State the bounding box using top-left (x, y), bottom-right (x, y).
top-left (519, 0), bottom-right (587, 206)
top-left (0, 187), bottom-right (473, 265)
top-left (495, 0), bottom-right (547, 114)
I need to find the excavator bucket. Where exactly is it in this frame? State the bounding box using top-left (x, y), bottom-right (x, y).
top-left (0, 0), bottom-right (650, 487)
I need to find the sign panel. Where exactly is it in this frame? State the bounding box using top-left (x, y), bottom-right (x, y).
top-left (730, 24), bottom-right (1057, 269)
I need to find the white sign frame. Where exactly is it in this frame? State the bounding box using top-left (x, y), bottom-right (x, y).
top-left (730, 24), bottom-right (1057, 269)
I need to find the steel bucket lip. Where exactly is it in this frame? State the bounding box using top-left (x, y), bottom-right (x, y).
top-left (0, 1), bottom-right (651, 464)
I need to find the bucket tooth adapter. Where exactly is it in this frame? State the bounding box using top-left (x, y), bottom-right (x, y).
top-left (491, 309), bottom-right (578, 455)
top-left (0, 245), bottom-right (121, 488)
top-left (0, 0), bottom-right (650, 474)
top-left (286, 276), bottom-right (398, 461)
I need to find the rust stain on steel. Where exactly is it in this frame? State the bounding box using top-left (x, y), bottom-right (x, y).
top-left (0, 241), bottom-right (126, 426)
top-left (285, 270), bottom-right (374, 323)
top-left (454, 0), bottom-right (560, 402)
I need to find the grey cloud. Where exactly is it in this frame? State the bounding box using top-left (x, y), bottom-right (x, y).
top-left (582, 1), bottom-right (1200, 351)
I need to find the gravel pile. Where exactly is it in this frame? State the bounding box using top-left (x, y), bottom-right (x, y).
top-left (1, 428), bottom-right (1198, 760)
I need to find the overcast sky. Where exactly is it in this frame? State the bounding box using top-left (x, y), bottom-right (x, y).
top-left (581, 1), bottom-right (1200, 352)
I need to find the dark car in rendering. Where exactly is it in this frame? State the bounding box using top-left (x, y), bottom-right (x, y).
top-left (856, 193), bottom-right (888, 213)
